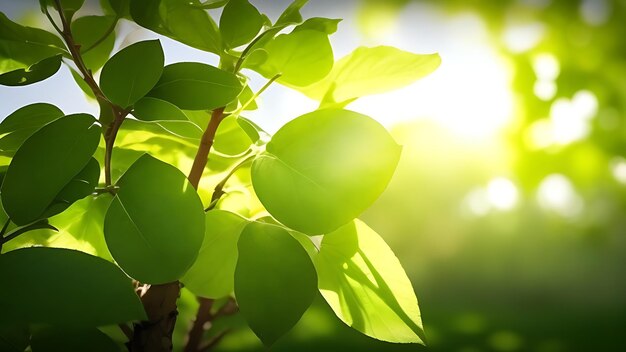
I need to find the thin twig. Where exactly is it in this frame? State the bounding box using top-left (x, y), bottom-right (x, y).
top-left (231, 74), bottom-right (281, 117)
top-left (187, 107), bottom-right (226, 188)
top-left (205, 153), bottom-right (255, 211)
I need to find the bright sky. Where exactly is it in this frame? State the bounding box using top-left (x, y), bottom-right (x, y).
top-left (0, 0), bottom-right (515, 139)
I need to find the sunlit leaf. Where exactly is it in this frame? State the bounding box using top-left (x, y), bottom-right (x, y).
top-left (315, 219), bottom-right (426, 344)
top-left (0, 103), bottom-right (64, 156)
top-left (182, 210), bottom-right (248, 298)
top-left (0, 54), bottom-right (62, 86)
top-left (293, 17), bottom-right (341, 34)
top-left (104, 154), bottom-right (205, 284)
top-left (301, 46), bottom-right (441, 104)
top-left (220, 0), bottom-right (264, 49)
top-left (235, 221), bottom-right (317, 346)
top-left (30, 326), bottom-right (121, 352)
top-left (129, 0), bottom-right (221, 54)
top-left (251, 109), bottom-right (400, 234)
top-left (71, 15), bottom-right (117, 71)
top-left (0, 12), bottom-right (65, 84)
top-left (245, 29), bottom-right (333, 87)
top-left (1, 114), bottom-right (101, 225)
top-left (213, 116), bottom-right (253, 156)
top-left (0, 247), bottom-right (146, 326)
top-left (133, 97), bottom-right (188, 121)
top-left (148, 62), bottom-right (242, 110)
top-left (100, 40), bottom-right (164, 108)
top-left (275, 0), bottom-right (309, 27)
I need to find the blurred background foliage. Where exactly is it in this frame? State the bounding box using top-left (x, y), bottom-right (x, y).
top-left (2, 0), bottom-right (625, 351)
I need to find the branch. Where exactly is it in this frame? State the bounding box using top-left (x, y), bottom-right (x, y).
top-left (183, 298), bottom-right (214, 352)
top-left (205, 153), bottom-right (255, 211)
top-left (50, 0), bottom-right (128, 186)
top-left (187, 107), bottom-right (226, 189)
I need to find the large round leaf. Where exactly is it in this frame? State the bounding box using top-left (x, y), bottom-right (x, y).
top-left (0, 114), bottom-right (101, 225)
top-left (251, 109), bottom-right (401, 235)
top-left (100, 40), bottom-right (164, 108)
top-left (104, 154), bottom-right (205, 284)
top-left (314, 219), bottom-right (426, 344)
top-left (148, 62), bottom-right (242, 110)
top-left (0, 247), bottom-right (146, 326)
top-left (235, 221), bottom-right (317, 346)
top-left (182, 210), bottom-right (248, 298)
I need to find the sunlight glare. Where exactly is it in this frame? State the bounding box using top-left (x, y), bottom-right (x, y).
top-left (350, 10), bottom-right (515, 139)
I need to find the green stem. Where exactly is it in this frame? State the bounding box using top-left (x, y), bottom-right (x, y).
top-left (231, 74), bottom-right (281, 117)
top-left (234, 29), bottom-right (275, 73)
top-left (205, 152), bottom-right (256, 212)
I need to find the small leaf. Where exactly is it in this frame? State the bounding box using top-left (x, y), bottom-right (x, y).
top-left (245, 29), bottom-right (333, 87)
top-left (275, 0), bottom-right (309, 27)
top-left (293, 17), bottom-right (341, 34)
top-left (251, 109), bottom-right (400, 235)
top-left (315, 219), bottom-right (426, 344)
top-left (104, 154), bottom-right (205, 284)
top-left (148, 62), bottom-right (242, 110)
top-left (1, 114), bottom-right (101, 225)
top-left (31, 326), bottom-right (121, 352)
top-left (0, 247), bottom-right (146, 326)
top-left (71, 15), bottom-right (117, 71)
top-left (133, 97), bottom-right (188, 121)
top-left (100, 40), bottom-right (164, 108)
top-left (0, 103), bottom-right (64, 156)
top-left (220, 0), bottom-right (264, 49)
top-left (0, 12), bottom-right (65, 79)
top-left (213, 116), bottom-right (254, 156)
top-left (302, 46), bottom-right (441, 104)
top-left (235, 221), bottom-right (317, 346)
top-left (0, 54), bottom-right (62, 86)
top-left (182, 210), bottom-right (248, 298)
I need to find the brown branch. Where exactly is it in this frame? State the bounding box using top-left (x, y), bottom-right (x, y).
top-left (184, 298), bottom-right (214, 352)
top-left (187, 107), bottom-right (226, 189)
top-left (51, 0), bottom-right (127, 186)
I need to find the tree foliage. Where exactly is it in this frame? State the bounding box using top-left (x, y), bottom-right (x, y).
top-left (0, 0), bottom-right (440, 350)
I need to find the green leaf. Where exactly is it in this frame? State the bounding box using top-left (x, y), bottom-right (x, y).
top-left (0, 103), bottom-right (64, 156)
top-left (251, 109), bottom-right (400, 235)
top-left (0, 54), bottom-right (62, 86)
top-left (220, 0), bottom-right (264, 49)
top-left (301, 46), bottom-right (441, 104)
top-left (40, 0), bottom-right (85, 22)
top-left (182, 210), bottom-right (248, 298)
top-left (122, 119), bottom-right (203, 141)
top-left (315, 219), bottom-right (426, 344)
top-left (293, 17), bottom-right (341, 34)
top-left (245, 29), bottom-right (333, 87)
top-left (129, 0), bottom-right (221, 54)
top-left (235, 221), bottom-right (317, 346)
top-left (0, 247), bottom-right (146, 326)
top-left (1, 114), bottom-right (101, 225)
top-left (103, 0), bottom-right (130, 17)
top-left (100, 40), bottom-right (164, 108)
top-left (133, 97), bottom-right (188, 121)
top-left (275, 0), bottom-right (309, 27)
top-left (213, 116), bottom-right (254, 156)
top-left (237, 116), bottom-right (269, 145)
top-left (31, 326), bottom-right (121, 352)
top-left (148, 62), bottom-right (242, 110)
top-left (104, 154), bottom-right (205, 284)
top-left (41, 157), bottom-right (100, 219)
top-left (71, 15), bottom-right (117, 71)
top-left (0, 12), bottom-right (65, 80)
